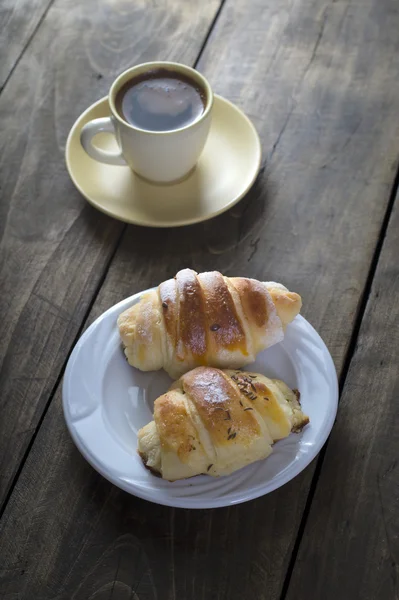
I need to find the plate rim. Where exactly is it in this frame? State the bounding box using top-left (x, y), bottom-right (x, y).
top-left (65, 94), bottom-right (262, 228)
top-left (63, 289), bottom-right (339, 509)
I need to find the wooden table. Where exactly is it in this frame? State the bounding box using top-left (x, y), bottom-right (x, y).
top-left (1, 0), bottom-right (398, 598)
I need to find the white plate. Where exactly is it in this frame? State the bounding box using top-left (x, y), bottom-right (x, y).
top-left (63, 290), bottom-right (338, 509)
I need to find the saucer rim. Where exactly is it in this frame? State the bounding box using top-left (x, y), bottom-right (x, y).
top-left (65, 94), bottom-right (262, 228)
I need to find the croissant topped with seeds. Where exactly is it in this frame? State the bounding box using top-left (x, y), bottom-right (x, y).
top-left (138, 367), bottom-right (309, 481)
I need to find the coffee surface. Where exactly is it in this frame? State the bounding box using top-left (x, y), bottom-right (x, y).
top-left (116, 68), bottom-right (206, 132)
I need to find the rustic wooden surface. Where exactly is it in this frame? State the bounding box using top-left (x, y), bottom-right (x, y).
top-left (1, 0), bottom-right (399, 598)
top-left (0, 0), bottom-right (221, 511)
top-left (286, 199), bottom-right (399, 600)
top-left (0, 0), bottom-right (53, 88)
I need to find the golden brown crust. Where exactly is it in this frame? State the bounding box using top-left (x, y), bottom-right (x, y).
top-left (181, 367), bottom-right (262, 448)
top-left (119, 270), bottom-right (302, 378)
top-left (225, 370), bottom-right (292, 439)
top-left (274, 382), bottom-right (310, 432)
top-left (198, 272), bottom-right (247, 353)
top-left (154, 390), bottom-right (203, 462)
top-left (138, 367), bottom-right (309, 480)
top-left (265, 287), bottom-right (302, 327)
top-left (230, 278), bottom-right (269, 329)
top-left (291, 419), bottom-right (310, 433)
top-left (176, 269), bottom-right (208, 360)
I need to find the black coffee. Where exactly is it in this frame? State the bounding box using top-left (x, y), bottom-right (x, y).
top-left (115, 68), bottom-right (206, 132)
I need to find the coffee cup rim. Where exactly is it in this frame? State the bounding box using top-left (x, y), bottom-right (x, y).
top-left (109, 61), bottom-right (214, 135)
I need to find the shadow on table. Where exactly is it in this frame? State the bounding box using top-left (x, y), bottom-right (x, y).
top-left (98, 162), bottom-right (272, 269)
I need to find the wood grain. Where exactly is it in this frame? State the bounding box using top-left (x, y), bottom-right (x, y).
top-left (0, 0), bottom-right (221, 510)
top-left (2, 0), bottom-right (399, 598)
top-left (285, 199), bottom-right (399, 599)
top-left (0, 0), bottom-right (53, 89)
top-left (0, 387), bottom-right (312, 600)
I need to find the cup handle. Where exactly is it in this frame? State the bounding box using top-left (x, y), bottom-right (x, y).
top-left (80, 117), bottom-right (127, 165)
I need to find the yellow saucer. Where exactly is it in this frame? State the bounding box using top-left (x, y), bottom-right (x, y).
top-left (65, 95), bottom-right (261, 227)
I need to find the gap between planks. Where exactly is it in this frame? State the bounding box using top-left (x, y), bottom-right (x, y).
top-left (3, 0), bottom-right (396, 581)
top-left (0, 0), bottom-right (56, 94)
top-left (278, 158), bottom-right (399, 600)
top-left (0, 0), bottom-right (227, 519)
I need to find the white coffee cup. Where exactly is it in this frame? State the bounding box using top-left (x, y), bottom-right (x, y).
top-left (80, 61), bottom-right (213, 184)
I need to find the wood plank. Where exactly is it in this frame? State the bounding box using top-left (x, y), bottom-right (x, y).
top-left (284, 201), bottom-right (399, 599)
top-left (0, 387), bottom-right (314, 600)
top-left (0, 0), bottom-right (53, 89)
top-left (0, 0), bottom-right (221, 510)
top-left (2, 0), bottom-right (399, 598)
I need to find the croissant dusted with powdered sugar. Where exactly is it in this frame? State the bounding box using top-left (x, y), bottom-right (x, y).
top-left (118, 269), bottom-right (302, 379)
top-left (138, 367), bottom-right (309, 481)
